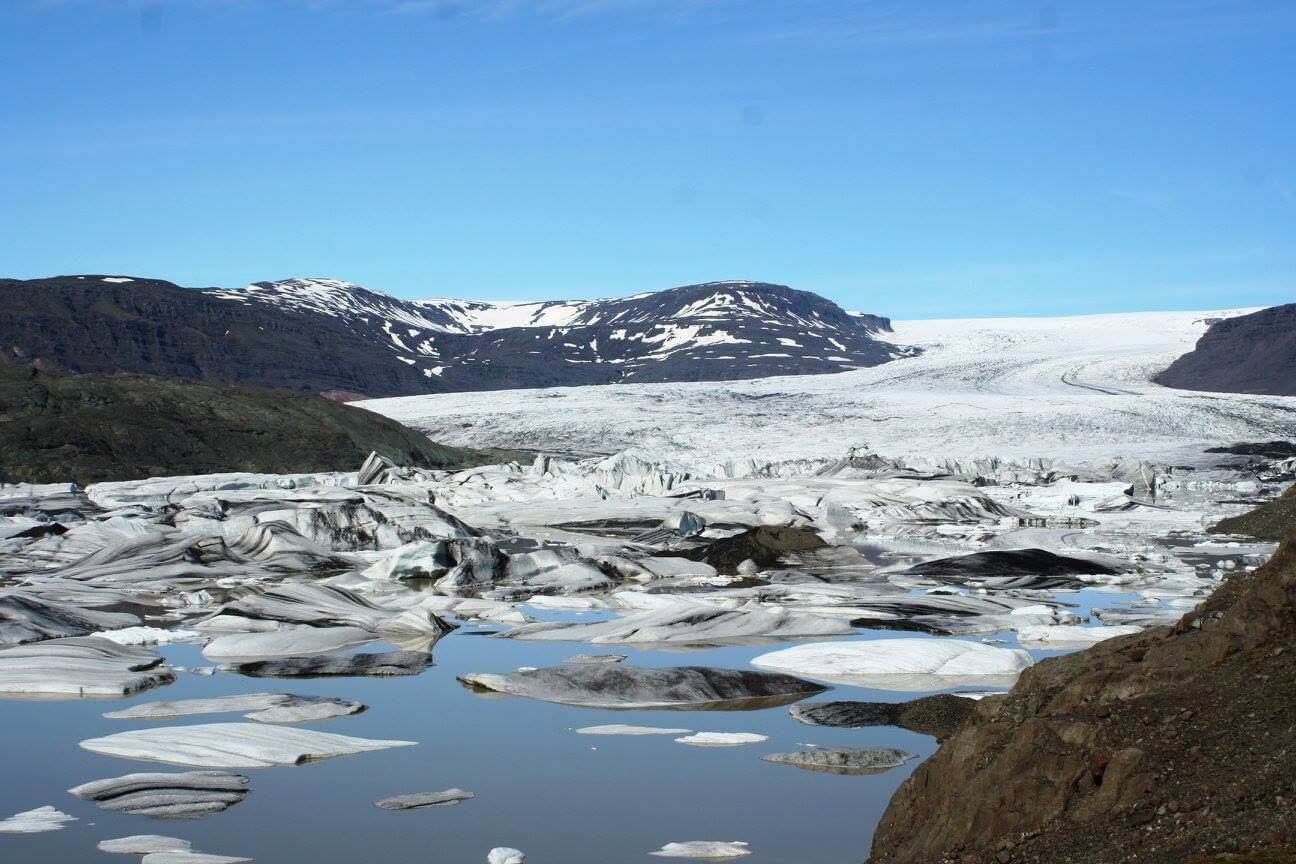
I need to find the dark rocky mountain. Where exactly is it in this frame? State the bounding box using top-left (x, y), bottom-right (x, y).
top-left (866, 520), bottom-right (1296, 864)
top-left (0, 274), bottom-right (905, 398)
top-left (0, 275), bottom-right (438, 397)
top-left (0, 365), bottom-right (512, 485)
top-left (213, 277), bottom-right (908, 390)
top-left (1155, 303), bottom-right (1296, 396)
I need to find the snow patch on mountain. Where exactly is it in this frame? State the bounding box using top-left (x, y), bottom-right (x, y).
top-left (206, 278), bottom-right (903, 392)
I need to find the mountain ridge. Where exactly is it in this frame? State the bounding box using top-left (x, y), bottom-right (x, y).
top-left (2, 274), bottom-right (907, 398)
top-left (1155, 303), bottom-right (1296, 397)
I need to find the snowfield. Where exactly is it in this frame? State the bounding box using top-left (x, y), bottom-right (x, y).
top-left (362, 308), bottom-right (1296, 467)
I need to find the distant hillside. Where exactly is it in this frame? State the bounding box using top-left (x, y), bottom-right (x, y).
top-left (0, 365), bottom-right (507, 485)
top-left (0, 275), bottom-right (438, 398)
top-left (1155, 304), bottom-right (1296, 396)
top-left (216, 277), bottom-right (904, 388)
top-left (1, 275), bottom-right (906, 397)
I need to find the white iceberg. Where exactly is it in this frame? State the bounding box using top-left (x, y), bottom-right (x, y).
top-left (751, 638), bottom-right (1033, 691)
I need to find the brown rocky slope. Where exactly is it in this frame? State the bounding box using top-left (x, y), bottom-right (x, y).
top-left (867, 532), bottom-right (1296, 864)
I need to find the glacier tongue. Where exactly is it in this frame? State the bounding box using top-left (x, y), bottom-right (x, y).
top-left (359, 307), bottom-right (1289, 468)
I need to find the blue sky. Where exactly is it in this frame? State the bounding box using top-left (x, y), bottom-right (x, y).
top-left (1, 0), bottom-right (1292, 317)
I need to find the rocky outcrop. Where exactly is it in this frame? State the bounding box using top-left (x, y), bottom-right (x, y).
top-left (867, 531), bottom-right (1296, 864)
top-left (0, 364), bottom-right (504, 485)
top-left (1155, 304), bottom-right (1296, 396)
top-left (1211, 484), bottom-right (1296, 541)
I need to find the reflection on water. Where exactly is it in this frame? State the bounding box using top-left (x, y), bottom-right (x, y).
top-left (0, 631), bottom-right (943, 864)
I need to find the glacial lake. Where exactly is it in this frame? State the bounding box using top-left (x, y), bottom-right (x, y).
top-left (0, 630), bottom-right (970, 864)
top-left (0, 577), bottom-right (1150, 864)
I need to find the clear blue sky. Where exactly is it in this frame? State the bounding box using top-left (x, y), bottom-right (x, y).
top-left (2, 0), bottom-right (1292, 317)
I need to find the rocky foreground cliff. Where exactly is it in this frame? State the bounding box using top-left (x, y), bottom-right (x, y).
top-left (867, 529), bottom-right (1296, 863)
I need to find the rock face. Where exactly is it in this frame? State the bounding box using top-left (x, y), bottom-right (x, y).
top-left (0, 275), bottom-right (903, 398)
top-left (1154, 303), bottom-right (1296, 396)
top-left (0, 364), bottom-right (493, 485)
top-left (0, 275), bottom-right (439, 397)
top-left (867, 532), bottom-right (1296, 864)
top-left (458, 664), bottom-right (829, 709)
top-left (214, 278), bottom-right (905, 390)
top-left (1211, 483), bottom-right (1296, 541)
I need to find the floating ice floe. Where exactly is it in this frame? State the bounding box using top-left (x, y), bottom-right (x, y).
top-left (79, 722), bottom-right (416, 768)
top-left (674, 732), bottom-right (767, 747)
top-left (0, 591), bottom-right (140, 647)
top-left (104, 693), bottom-right (365, 724)
top-left (0, 636), bottom-right (174, 698)
top-left (576, 724), bottom-right (693, 736)
top-left (375, 788), bottom-right (475, 810)
top-left (99, 835), bottom-right (193, 854)
top-left (488, 848), bottom-right (525, 864)
top-left (69, 771), bottom-right (250, 818)
top-left (139, 852), bottom-right (251, 864)
top-left (201, 626), bottom-right (376, 661)
top-left (459, 664), bottom-right (828, 709)
top-left (1015, 624), bottom-right (1143, 647)
top-left (0, 805), bottom-right (77, 834)
top-left (198, 583), bottom-right (456, 640)
top-left (649, 841), bottom-right (752, 858)
top-left (751, 638), bottom-right (1034, 691)
top-left (225, 650), bottom-right (434, 678)
top-left (93, 626), bottom-right (204, 646)
top-left (761, 746), bottom-right (913, 774)
top-left (565, 653), bottom-right (627, 664)
top-left (494, 599), bottom-right (851, 645)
